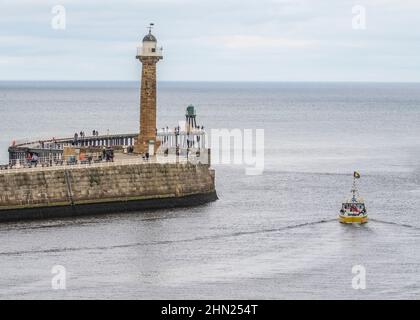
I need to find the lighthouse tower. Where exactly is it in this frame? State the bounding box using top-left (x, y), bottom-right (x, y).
top-left (134, 23), bottom-right (163, 155)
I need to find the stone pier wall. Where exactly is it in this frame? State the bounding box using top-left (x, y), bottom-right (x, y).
top-left (0, 163), bottom-right (216, 221)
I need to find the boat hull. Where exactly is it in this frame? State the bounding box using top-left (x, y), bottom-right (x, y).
top-left (339, 215), bottom-right (368, 224)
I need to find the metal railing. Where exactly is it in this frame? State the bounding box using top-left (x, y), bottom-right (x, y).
top-left (0, 151), bottom-right (210, 174)
top-left (10, 130), bottom-right (206, 149)
top-left (7, 130), bottom-right (209, 168)
top-left (0, 158), bottom-right (180, 174)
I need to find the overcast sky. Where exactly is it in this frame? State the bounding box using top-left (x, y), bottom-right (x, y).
top-left (0, 0), bottom-right (419, 81)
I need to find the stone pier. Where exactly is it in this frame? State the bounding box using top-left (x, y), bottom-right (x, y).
top-left (0, 162), bottom-right (217, 222)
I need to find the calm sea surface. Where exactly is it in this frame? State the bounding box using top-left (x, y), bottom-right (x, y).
top-left (0, 81), bottom-right (419, 299)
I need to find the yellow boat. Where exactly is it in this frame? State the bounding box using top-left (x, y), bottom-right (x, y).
top-left (339, 172), bottom-right (368, 224)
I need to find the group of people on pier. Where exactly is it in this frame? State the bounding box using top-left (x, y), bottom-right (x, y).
top-left (73, 130), bottom-right (100, 143)
top-left (6, 122), bottom-right (207, 169)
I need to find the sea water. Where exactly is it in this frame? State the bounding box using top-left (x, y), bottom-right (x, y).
top-left (0, 81), bottom-right (419, 299)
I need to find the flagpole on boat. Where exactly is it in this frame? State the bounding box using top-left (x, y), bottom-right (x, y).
top-left (351, 177), bottom-right (357, 202)
top-left (351, 171), bottom-right (360, 202)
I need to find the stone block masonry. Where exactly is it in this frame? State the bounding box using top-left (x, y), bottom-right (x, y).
top-left (0, 163), bottom-right (217, 222)
top-left (135, 56), bottom-right (161, 154)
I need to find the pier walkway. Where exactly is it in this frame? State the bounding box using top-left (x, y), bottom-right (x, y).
top-left (0, 150), bottom-right (210, 174)
top-left (7, 129), bottom-right (207, 167)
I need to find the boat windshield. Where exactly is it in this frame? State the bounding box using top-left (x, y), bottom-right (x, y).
top-left (342, 203), bottom-right (365, 210)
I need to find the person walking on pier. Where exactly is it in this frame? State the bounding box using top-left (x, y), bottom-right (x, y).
top-left (102, 147), bottom-right (106, 161)
top-left (31, 153), bottom-right (39, 167)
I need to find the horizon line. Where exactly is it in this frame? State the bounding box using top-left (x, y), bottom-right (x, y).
top-left (1, 80), bottom-right (420, 84)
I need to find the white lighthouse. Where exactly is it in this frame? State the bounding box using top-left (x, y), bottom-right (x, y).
top-left (134, 23), bottom-right (164, 154)
top-left (136, 23), bottom-right (163, 59)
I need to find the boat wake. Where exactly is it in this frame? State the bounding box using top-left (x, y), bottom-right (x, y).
top-left (369, 218), bottom-right (420, 230)
top-left (0, 219), bottom-right (337, 257)
top-left (0, 218), bottom-right (418, 257)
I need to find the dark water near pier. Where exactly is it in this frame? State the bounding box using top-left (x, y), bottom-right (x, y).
top-left (0, 81), bottom-right (419, 299)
